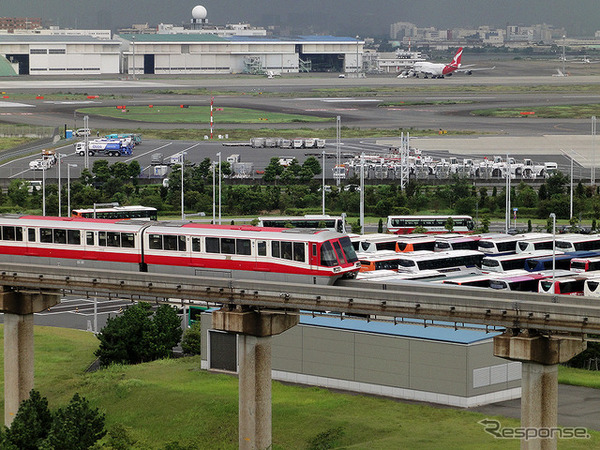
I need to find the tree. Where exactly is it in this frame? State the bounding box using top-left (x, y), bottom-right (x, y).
top-left (445, 216), bottom-right (454, 232)
top-left (7, 179), bottom-right (29, 208)
top-left (44, 393), bottom-right (106, 450)
top-left (181, 322), bottom-right (202, 355)
top-left (2, 389), bottom-right (52, 450)
top-left (302, 156), bottom-right (322, 176)
top-left (95, 302), bottom-right (182, 366)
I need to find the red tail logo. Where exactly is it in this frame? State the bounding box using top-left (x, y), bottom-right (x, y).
top-left (442, 47), bottom-right (463, 75)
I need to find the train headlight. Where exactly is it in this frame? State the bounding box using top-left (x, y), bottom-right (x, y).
top-left (333, 267), bottom-right (341, 273)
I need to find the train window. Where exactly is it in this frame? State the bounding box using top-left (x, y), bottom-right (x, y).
top-left (312, 243), bottom-right (317, 257)
top-left (271, 241), bottom-right (280, 258)
top-left (122, 233), bottom-right (134, 248)
top-left (258, 241), bottom-right (266, 256)
top-left (192, 237), bottom-right (201, 252)
top-left (98, 231), bottom-right (107, 247)
top-left (67, 230), bottom-right (80, 245)
top-left (86, 231), bottom-right (94, 246)
top-left (293, 242), bottom-right (305, 262)
top-left (206, 237), bottom-right (220, 253)
top-left (221, 238), bottom-right (235, 254)
top-left (178, 236), bottom-right (186, 252)
top-left (53, 229), bottom-right (66, 244)
top-left (281, 241), bottom-right (293, 260)
top-left (2, 226), bottom-right (15, 241)
top-left (236, 239), bottom-right (251, 256)
top-left (28, 228), bottom-right (36, 242)
top-left (332, 241), bottom-right (346, 264)
top-left (164, 235), bottom-right (178, 251)
top-left (339, 237), bottom-right (358, 262)
top-left (40, 228), bottom-right (52, 243)
top-left (320, 241), bottom-right (338, 267)
top-left (149, 234), bottom-right (162, 250)
top-left (107, 232), bottom-right (120, 247)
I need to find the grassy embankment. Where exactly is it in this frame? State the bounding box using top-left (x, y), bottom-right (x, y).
top-left (0, 325), bottom-right (597, 449)
top-left (472, 104), bottom-right (600, 119)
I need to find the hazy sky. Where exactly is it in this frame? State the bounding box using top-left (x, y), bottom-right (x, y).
top-left (1, 1), bottom-right (599, 37)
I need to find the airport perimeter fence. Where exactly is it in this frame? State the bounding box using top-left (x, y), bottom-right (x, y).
top-left (0, 124), bottom-right (55, 138)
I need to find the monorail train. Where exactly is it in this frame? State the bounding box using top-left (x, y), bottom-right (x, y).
top-left (0, 215), bottom-right (361, 285)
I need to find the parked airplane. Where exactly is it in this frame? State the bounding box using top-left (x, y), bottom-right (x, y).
top-left (266, 70), bottom-right (282, 78)
top-left (573, 56), bottom-right (600, 64)
top-left (398, 47), bottom-right (494, 79)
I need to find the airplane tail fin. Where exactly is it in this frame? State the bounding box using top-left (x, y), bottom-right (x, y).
top-left (450, 47), bottom-right (463, 68)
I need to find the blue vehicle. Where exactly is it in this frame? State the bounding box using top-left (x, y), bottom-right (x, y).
top-left (524, 251), bottom-right (600, 272)
top-left (105, 133), bottom-right (142, 145)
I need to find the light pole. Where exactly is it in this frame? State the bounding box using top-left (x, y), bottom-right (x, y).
top-left (42, 166), bottom-right (46, 216)
top-left (83, 115), bottom-right (89, 170)
top-left (322, 150), bottom-right (326, 215)
top-left (592, 116), bottom-right (596, 185)
top-left (217, 152), bottom-right (222, 224)
top-left (180, 153), bottom-right (185, 220)
top-left (570, 152), bottom-right (574, 221)
top-left (360, 152), bottom-right (365, 235)
top-left (67, 164), bottom-right (77, 217)
top-left (57, 153), bottom-right (63, 216)
top-left (550, 213), bottom-right (556, 286)
top-left (212, 161), bottom-right (216, 224)
top-left (336, 115), bottom-right (341, 186)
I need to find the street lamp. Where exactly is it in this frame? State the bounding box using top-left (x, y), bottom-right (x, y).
top-left (212, 161), bottom-right (216, 224)
top-left (83, 115), bottom-right (89, 170)
top-left (592, 116), bottom-right (596, 185)
top-left (180, 152), bottom-right (186, 220)
top-left (356, 35), bottom-right (360, 75)
top-left (57, 153), bottom-right (64, 216)
top-left (360, 152), bottom-right (365, 235)
top-left (550, 213), bottom-right (556, 286)
top-left (322, 150), bottom-right (326, 215)
top-left (42, 166), bottom-right (46, 216)
top-left (217, 152), bottom-right (222, 224)
top-left (67, 164), bottom-right (77, 217)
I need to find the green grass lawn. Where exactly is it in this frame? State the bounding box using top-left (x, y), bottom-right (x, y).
top-left (471, 104), bottom-right (600, 119)
top-left (77, 105), bottom-right (334, 124)
top-left (0, 326), bottom-right (597, 448)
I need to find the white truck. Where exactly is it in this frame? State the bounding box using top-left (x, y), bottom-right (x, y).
top-left (29, 149), bottom-right (57, 170)
top-left (75, 139), bottom-right (133, 157)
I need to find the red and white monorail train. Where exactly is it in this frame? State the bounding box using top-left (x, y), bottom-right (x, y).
top-left (0, 215), bottom-right (360, 285)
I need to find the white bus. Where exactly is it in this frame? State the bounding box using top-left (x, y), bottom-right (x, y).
top-left (386, 215), bottom-right (474, 234)
top-left (258, 215), bottom-right (347, 233)
top-left (396, 250), bottom-right (483, 274)
top-left (489, 273), bottom-right (548, 292)
top-left (478, 233), bottom-right (551, 256)
top-left (515, 236), bottom-right (556, 254)
top-left (351, 234), bottom-right (402, 253)
top-left (584, 277), bottom-right (600, 297)
top-left (434, 235), bottom-right (481, 252)
top-left (571, 256), bottom-right (600, 273)
top-left (555, 234), bottom-right (600, 252)
top-left (481, 250), bottom-right (558, 273)
top-left (539, 277), bottom-right (587, 295)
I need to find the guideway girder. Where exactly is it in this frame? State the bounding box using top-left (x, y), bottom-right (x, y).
top-left (0, 287), bottom-right (61, 426)
top-left (213, 306), bottom-right (298, 450)
top-left (494, 329), bottom-right (587, 450)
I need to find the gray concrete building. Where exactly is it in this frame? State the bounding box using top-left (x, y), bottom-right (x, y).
top-left (201, 313), bottom-right (521, 407)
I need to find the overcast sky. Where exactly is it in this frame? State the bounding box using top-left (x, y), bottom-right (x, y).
top-left (1, 1), bottom-right (599, 37)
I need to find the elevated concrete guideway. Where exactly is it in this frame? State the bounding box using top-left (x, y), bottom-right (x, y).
top-left (0, 263), bottom-right (597, 449)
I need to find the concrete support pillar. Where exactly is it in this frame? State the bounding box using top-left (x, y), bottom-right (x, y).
top-left (0, 287), bottom-right (61, 427)
top-left (239, 335), bottom-right (272, 450)
top-left (212, 307), bottom-right (298, 450)
top-left (4, 313), bottom-right (34, 427)
top-left (494, 330), bottom-right (586, 450)
top-left (521, 362), bottom-right (558, 450)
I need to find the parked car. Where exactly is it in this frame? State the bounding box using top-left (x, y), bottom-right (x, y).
top-left (75, 128), bottom-right (91, 137)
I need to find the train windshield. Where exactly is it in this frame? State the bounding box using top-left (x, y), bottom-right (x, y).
top-left (320, 242), bottom-right (339, 266)
top-left (339, 236), bottom-right (358, 263)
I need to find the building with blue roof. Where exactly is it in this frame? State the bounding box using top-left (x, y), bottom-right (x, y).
top-left (200, 311), bottom-right (522, 408)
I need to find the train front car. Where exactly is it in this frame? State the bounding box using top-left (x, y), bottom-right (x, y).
top-left (142, 223), bottom-right (360, 285)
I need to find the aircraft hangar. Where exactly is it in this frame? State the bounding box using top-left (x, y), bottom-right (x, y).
top-left (118, 34), bottom-right (363, 75)
top-left (0, 33), bottom-right (363, 76)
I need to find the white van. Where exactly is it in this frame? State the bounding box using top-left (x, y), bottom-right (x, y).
top-left (75, 128), bottom-right (91, 137)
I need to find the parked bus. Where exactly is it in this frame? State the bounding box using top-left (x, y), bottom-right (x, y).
top-left (584, 277), bottom-right (600, 297)
top-left (516, 236), bottom-right (556, 254)
top-left (434, 234), bottom-right (481, 252)
top-left (71, 205), bottom-right (158, 220)
top-left (356, 269), bottom-right (446, 282)
top-left (442, 273), bottom-right (494, 288)
top-left (523, 251), bottom-right (599, 272)
top-left (395, 235), bottom-right (437, 252)
top-left (478, 233), bottom-right (552, 256)
top-left (539, 277), bottom-right (587, 295)
top-left (396, 250), bottom-right (483, 274)
top-left (490, 273), bottom-right (548, 291)
top-left (555, 234), bottom-right (600, 252)
top-left (258, 215), bottom-right (347, 233)
top-left (358, 251), bottom-right (405, 272)
top-left (481, 251), bottom-right (558, 273)
top-left (571, 256), bottom-right (600, 273)
top-left (351, 234), bottom-right (402, 253)
top-left (386, 215), bottom-right (474, 234)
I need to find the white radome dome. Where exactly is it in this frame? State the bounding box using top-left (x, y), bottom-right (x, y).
top-left (192, 5), bottom-right (208, 20)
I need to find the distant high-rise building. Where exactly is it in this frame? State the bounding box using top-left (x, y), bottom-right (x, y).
top-left (0, 17), bottom-right (42, 32)
top-left (390, 22), bottom-right (417, 40)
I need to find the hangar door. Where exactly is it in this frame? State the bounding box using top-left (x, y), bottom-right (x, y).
top-left (5, 54), bottom-right (29, 75)
top-left (143, 54), bottom-right (155, 74)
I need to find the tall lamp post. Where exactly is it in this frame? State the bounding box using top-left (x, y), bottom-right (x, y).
top-left (322, 150), bottom-right (326, 215)
top-left (57, 153), bottom-right (63, 216)
top-left (67, 164), bottom-right (77, 217)
top-left (550, 213), bottom-right (556, 286)
top-left (42, 166), bottom-right (46, 216)
top-left (218, 152), bottom-right (222, 224)
top-left (212, 161), bottom-right (216, 224)
top-left (356, 35), bottom-right (360, 75)
top-left (180, 152), bottom-right (185, 220)
top-left (592, 115), bottom-right (596, 185)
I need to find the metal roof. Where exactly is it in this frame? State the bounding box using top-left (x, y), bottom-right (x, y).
top-left (119, 33), bottom-right (226, 42)
top-left (300, 314), bottom-right (500, 344)
top-left (0, 35), bottom-right (119, 44)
